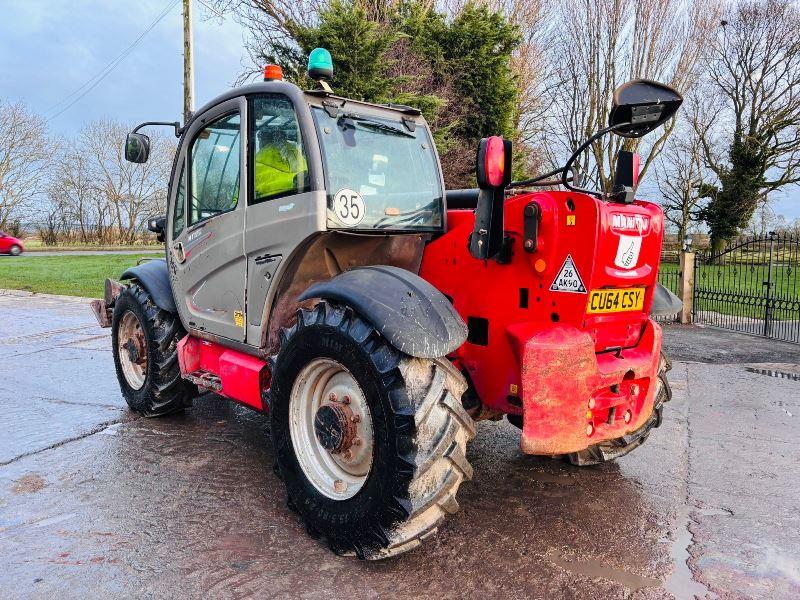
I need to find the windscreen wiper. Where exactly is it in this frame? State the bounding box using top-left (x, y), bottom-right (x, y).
top-left (337, 113), bottom-right (415, 138)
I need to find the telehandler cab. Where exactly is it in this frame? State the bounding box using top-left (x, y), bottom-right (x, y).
top-left (93, 49), bottom-right (683, 559)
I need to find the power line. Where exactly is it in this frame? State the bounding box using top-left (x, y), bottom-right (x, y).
top-left (47, 0), bottom-right (180, 121)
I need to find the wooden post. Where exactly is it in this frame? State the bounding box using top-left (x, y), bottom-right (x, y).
top-left (183, 0), bottom-right (194, 124)
top-left (679, 251), bottom-right (695, 324)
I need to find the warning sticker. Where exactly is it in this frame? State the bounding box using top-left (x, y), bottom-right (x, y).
top-left (550, 254), bottom-right (586, 293)
top-left (234, 310), bottom-right (244, 328)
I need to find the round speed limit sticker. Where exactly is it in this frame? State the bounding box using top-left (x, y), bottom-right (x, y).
top-left (333, 188), bottom-right (366, 226)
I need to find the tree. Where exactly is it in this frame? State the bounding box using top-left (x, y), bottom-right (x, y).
top-left (0, 100), bottom-right (49, 228)
top-left (655, 125), bottom-right (707, 242)
top-left (694, 0), bottom-right (800, 253)
top-left (212, 0), bottom-right (520, 187)
top-left (538, 0), bottom-right (720, 191)
top-left (76, 120), bottom-right (174, 244)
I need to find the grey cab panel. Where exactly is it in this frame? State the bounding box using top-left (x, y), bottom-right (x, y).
top-left (167, 97), bottom-right (248, 342)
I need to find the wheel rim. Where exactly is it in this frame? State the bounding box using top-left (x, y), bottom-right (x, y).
top-left (10, 246), bottom-right (20, 256)
top-left (289, 358), bottom-right (374, 500)
top-left (117, 310), bottom-right (148, 390)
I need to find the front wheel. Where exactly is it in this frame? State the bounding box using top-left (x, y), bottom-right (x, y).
top-left (111, 282), bottom-right (195, 416)
top-left (269, 302), bottom-right (475, 559)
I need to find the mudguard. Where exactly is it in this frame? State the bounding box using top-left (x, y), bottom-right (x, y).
top-left (120, 258), bottom-right (177, 313)
top-left (650, 282), bottom-right (682, 316)
top-left (299, 265), bottom-right (468, 358)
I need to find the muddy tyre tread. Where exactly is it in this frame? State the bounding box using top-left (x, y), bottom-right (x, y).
top-left (112, 282), bottom-right (194, 417)
top-left (269, 302), bottom-right (475, 560)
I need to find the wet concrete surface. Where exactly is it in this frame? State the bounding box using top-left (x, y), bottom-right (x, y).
top-left (1, 290), bottom-right (799, 599)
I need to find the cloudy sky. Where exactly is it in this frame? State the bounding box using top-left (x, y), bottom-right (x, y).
top-left (0, 0), bottom-right (248, 135)
top-left (1, 0), bottom-right (798, 220)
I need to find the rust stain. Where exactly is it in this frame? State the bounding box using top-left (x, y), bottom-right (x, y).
top-left (11, 473), bottom-right (46, 494)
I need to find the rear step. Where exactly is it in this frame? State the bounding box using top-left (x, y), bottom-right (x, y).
top-left (177, 335), bottom-right (269, 411)
top-left (184, 370), bottom-right (223, 393)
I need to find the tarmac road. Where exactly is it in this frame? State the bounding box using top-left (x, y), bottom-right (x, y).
top-left (0, 290), bottom-right (798, 599)
top-left (2, 249), bottom-right (163, 257)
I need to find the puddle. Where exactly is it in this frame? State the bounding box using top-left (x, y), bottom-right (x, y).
top-left (665, 507), bottom-right (718, 599)
top-left (546, 549), bottom-right (660, 591)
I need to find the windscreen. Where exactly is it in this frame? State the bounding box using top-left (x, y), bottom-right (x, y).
top-left (313, 107), bottom-right (443, 231)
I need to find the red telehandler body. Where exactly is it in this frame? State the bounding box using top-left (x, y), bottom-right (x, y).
top-left (94, 50), bottom-right (683, 558)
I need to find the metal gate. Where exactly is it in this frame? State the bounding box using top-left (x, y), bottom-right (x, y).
top-left (693, 233), bottom-right (800, 344)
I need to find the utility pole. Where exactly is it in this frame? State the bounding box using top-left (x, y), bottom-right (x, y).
top-left (182, 0), bottom-right (194, 124)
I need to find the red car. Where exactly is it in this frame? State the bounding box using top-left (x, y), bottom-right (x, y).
top-left (0, 231), bottom-right (23, 256)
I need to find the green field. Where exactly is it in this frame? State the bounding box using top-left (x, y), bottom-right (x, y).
top-left (0, 254), bottom-right (161, 298)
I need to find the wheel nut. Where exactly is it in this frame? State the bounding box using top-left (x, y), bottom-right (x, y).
top-left (586, 423), bottom-right (594, 436)
top-left (342, 395), bottom-right (351, 405)
top-left (630, 384), bottom-right (639, 396)
top-left (334, 479), bottom-right (347, 492)
top-left (342, 450), bottom-right (352, 460)
top-left (352, 414), bottom-right (361, 423)
top-left (352, 437), bottom-right (362, 446)
top-left (624, 410), bottom-right (632, 423)
top-left (588, 398), bottom-right (596, 409)
top-left (329, 392), bottom-right (337, 402)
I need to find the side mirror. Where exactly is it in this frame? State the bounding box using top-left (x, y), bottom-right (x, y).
top-left (608, 80), bottom-right (683, 138)
top-left (147, 216), bottom-right (165, 242)
top-left (125, 132), bottom-right (151, 163)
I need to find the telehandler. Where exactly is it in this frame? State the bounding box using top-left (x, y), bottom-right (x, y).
top-left (93, 48), bottom-right (683, 559)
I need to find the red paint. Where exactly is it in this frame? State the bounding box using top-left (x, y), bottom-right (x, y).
top-left (177, 335), bottom-right (268, 411)
top-left (419, 189), bottom-right (665, 454)
top-left (0, 231), bottom-right (23, 254)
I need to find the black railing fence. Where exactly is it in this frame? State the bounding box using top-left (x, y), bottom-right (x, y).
top-left (693, 232), bottom-right (800, 344)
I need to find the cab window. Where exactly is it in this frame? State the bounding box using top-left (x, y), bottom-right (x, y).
top-left (189, 112), bottom-right (241, 225)
top-left (250, 95), bottom-right (309, 205)
top-left (172, 165), bottom-right (186, 237)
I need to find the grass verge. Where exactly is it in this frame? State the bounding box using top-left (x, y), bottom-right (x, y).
top-left (0, 254), bottom-right (161, 298)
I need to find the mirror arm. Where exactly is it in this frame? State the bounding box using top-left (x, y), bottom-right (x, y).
top-left (133, 121), bottom-right (183, 138)
top-left (560, 122), bottom-right (630, 198)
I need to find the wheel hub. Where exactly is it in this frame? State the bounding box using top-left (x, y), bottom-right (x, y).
top-left (288, 358), bottom-right (374, 500)
top-left (117, 311), bottom-right (148, 390)
top-left (314, 403), bottom-right (356, 453)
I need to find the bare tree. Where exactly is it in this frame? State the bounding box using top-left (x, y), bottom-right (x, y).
top-left (0, 100), bottom-right (49, 228)
top-left (693, 0), bottom-right (800, 252)
top-left (76, 120), bottom-right (175, 244)
top-left (655, 126), bottom-right (707, 241)
top-left (538, 0), bottom-right (721, 190)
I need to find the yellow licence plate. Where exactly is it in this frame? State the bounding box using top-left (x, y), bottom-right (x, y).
top-left (587, 287), bottom-right (645, 314)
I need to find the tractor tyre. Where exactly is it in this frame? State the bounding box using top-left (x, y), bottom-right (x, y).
top-left (269, 302), bottom-right (475, 559)
top-left (111, 281), bottom-right (196, 417)
top-left (566, 351), bottom-right (673, 466)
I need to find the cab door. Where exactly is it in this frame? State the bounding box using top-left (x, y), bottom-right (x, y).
top-left (243, 93), bottom-right (320, 345)
top-left (167, 97), bottom-right (247, 342)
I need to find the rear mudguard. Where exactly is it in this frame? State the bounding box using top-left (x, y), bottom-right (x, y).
top-left (120, 258), bottom-right (176, 313)
top-left (299, 265), bottom-right (467, 358)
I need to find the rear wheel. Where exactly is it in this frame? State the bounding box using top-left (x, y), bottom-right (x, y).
top-left (269, 302), bottom-right (475, 559)
top-left (9, 245), bottom-right (21, 256)
top-left (111, 282), bottom-right (195, 416)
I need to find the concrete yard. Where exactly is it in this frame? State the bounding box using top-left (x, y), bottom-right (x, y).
top-left (1, 290), bottom-right (798, 599)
